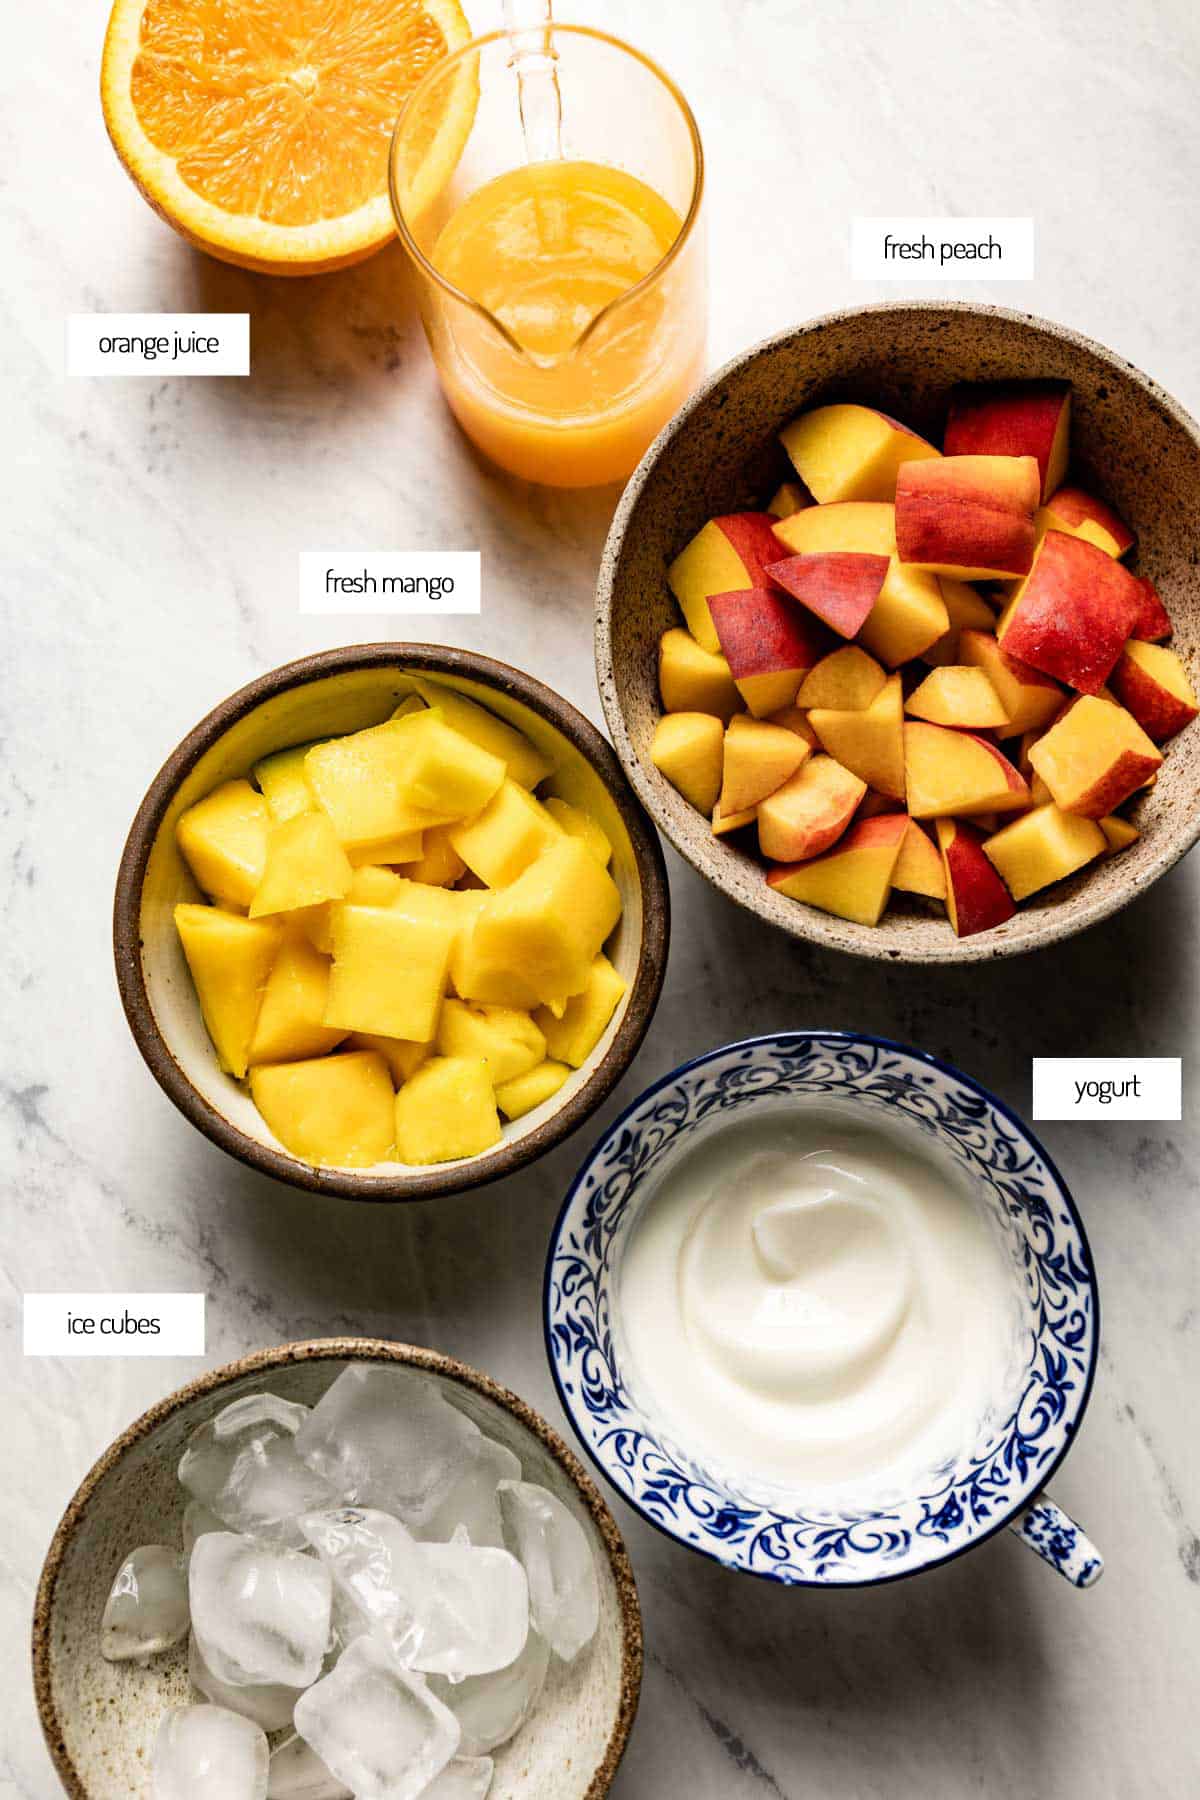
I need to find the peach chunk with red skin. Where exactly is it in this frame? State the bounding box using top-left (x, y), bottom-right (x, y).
top-left (935, 818), bottom-right (1016, 938)
top-left (1028, 695), bottom-right (1162, 819)
top-left (707, 587), bottom-right (827, 716)
top-left (999, 531), bottom-right (1145, 695)
top-left (958, 628), bottom-right (1062, 738)
top-left (895, 455), bottom-right (1041, 580)
top-left (764, 552), bottom-right (890, 638)
top-left (780, 404), bottom-right (940, 505)
top-left (1107, 642), bottom-right (1198, 743)
top-left (756, 754), bottom-right (866, 863)
top-left (766, 814), bottom-right (908, 927)
top-left (667, 512), bottom-right (787, 652)
top-left (904, 722), bottom-right (1030, 820)
top-left (1040, 485), bottom-right (1135, 557)
top-left (943, 381), bottom-right (1071, 502)
top-left (1131, 577), bottom-right (1172, 644)
top-left (892, 819), bottom-right (946, 899)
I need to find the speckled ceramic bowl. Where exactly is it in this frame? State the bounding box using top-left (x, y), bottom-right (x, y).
top-left (596, 302), bottom-right (1200, 962)
top-left (33, 1339), bottom-right (643, 1799)
top-left (114, 644), bottom-right (669, 1200)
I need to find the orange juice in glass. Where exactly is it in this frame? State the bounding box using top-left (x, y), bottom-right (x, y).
top-left (389, 24), bottom-right (705, 487)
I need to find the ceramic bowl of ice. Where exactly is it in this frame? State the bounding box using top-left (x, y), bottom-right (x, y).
top-left (33, 1340), bottom-right (642, 1798)
top-left (546, 1031), bottom-right (1103, 1589)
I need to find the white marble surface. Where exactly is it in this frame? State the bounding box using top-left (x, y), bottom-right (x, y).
top-left (4, 0), bottom-right (1200, 1794)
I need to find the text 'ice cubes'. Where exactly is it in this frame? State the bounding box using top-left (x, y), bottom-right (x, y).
top-left (152, 1704), bottom-right (268, 1800)
top-left (499, 1480), bottom-right (600, 1662)
top-left (301, 1507), bottom-right (430, 1665)
top-left (189, 1532), bottom-right (331, 1689)
top-left (188, 1632), bottom-right (305, 1734)
top-left (294, 1365), bottom-right (481, 1527)
top-left (100, 1545), bottom-right (189, 1663)
top-left (266, 1733), bottom-right (352, 1800)
top-left (292, 1635), bottom-right (461, 1800)
top-left (429, 1627), bottom-right (550, 1756)
top-left (179, 1393), bottom-right (341, 1549)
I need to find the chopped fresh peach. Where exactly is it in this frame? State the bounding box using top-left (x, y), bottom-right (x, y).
top-left (904, 722), bottom-right (1030, 819)
top-left (892, 819), bottom-right (946, 899)
top-left (895, 455), bottom-right (1040, 580)
top-left (857, 561), bottom-right (950, 667)
top-left (667, 513), bottom-right (785, 651)
top-left (1028, 695), bottom-right (1162, 818)
top-left (771, 500), bottom-right (896, 559)
top-left (766, 814), bottom-right (908, 926)
top-left (1100, 814), bottom-right (1140, 853)
top-left (922, 577), bottom-right (997, 666)
top-left (707, 588), bottom-right (826, 716)
top-left (720, 714), bottom-right (811, 814)
top-left (1038, 485), bottom-right (1134, 557)
top-left (763, 551), bottom-right (889, 637)
top-left (1109, 641), bottom-right (1199, 742)
top-left (905, 665), bottom-right (1009, 730)
top-left (756, 755), bottom-right (866, 862)
top-left (650, 712), bottom-right (725, 815)
top-left (766, 705), bottom-right (820, 746)
top-left (658, 628), bottom-right (741, 721)
top-left (767, 481), bottom-right (810, 519)
top-left (1132, 577), bottom-right (1172, 643)
top-left (958, 628), bottom-right (1063, 738)
top-left (856, 789), bottom-right (904, 820)
top-left (936, 819), bottom-right (1017, 937)
top-left (982, 804), bottom-right (1106, 901)
top-left (712, 798), bottom-right (758, 836)
top-left (796, 645), bottom-right (887, 712)
top-left (998, 532), bottom-right (1143, 694)
top-left (943, 382), bottom-right (1071, 501)
top-left (809, 673), bottom-right (906, 801)
top-left (780, 404), bottom-right (940, 504)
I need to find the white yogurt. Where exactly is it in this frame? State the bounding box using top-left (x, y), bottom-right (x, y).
top-left (617, 1105), bottom-right (1023, 1496)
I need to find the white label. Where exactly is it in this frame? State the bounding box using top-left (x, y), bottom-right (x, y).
top-left (299, 551), bottom-right (482, 617)
top-left (1032, 1058), bottom-right (1182, 1121)
top-left (23, 1293), bottom-right (207, 1356)
top-left (851, 218), bottom-right (1035, 281)
top-left (66, 314), bottom-right (250, 376)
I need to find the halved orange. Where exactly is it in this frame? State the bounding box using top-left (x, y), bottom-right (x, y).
top-left (101, 0), bottom-right (474, 275)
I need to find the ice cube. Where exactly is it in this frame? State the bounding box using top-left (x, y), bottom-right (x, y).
top-left (423, 1758), bottom-right (495, 1799)
top-left (213, 1394), bottom-right (312, 1441)
top-left (295, 1366), bottom-right (480, 1528)
top-left (498, 1481), bottom-right (598, 1662)
top-left (180, 1396), bottom-right (340, 1549)
top-left (428, 1628), bottom-right (549, 1756)
top-left (292, 1636), bottom-right (460, 1800)
top-left (300, 1507), bottom-right (429, 1665)
top-left (188, 1632), bottom-right (304, 1734)
top-left (418, 1436), bottom-right (521, 1550)
top-left (101, 1545), bottom-right (189, 1663)
top-left (152, 1704), bottom-right (268, 1800)
top-left (189, 1532), bottom-right (331, 1690)
top-left (266, 1734), bottom-right (352, 1800)
top-left (183, 1503), bottom-right (226, 1555)
top-left (415, 1530), bottom-right (529, 1680)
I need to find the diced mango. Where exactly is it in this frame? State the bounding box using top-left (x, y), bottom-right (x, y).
top-left (247, 931), bottom-right (347, 1066)
top-left (346, 831), bottom-right (425, 867)
top-left (294, 903), bottom-right (335, 955)
top-left (535, 954), bottom-right (627, 1068)
top-left (176, 779), bottom-right (270, 909)
top-left (398, 824), bottom-right (466, 887)
top-left (403, 681), bottom-right (555, 789)
top-left (324, 904), bottom-right (455, 1042)
top-left (344, 1031), bottom-right (430, 1086)
top-left (174, 904), bottom-right (281, 1078)
top-left (250, 1051), bottom-right (395, 1168)
top-left (346, 865), bottom-right (405, 907)
top-left (455, 839), bottom-right (622, 1010)
top-left (448, 780), bottom-right (563, 888)
top-left (435, 999), bottom-right (546, 1084)
top-left (304, 722), bottom-right (445, 852)
top-left (249, 812), bottom-right (354, 918)
top-left (394, 709), bottom-right (506, 818)
top-left (494, 1060), bottom-right (571, 1120)
top-left (394, 1057), bottom-right (502, 1164)
top-left (253, 743), bottom-right (322, 823)
top-left (542, 798), bottom-right (613, 867)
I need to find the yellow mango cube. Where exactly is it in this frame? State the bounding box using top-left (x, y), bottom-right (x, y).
top-left (394, 709), bottom-right (506, 819)
top-left (252, 744), bottom-right (321, 823)
top-left (394, 1057), bottom-right (502, 1164)
top-left (324, 904), bottom-right (455, 1042)
top-left (176, 779), bottom-right (270, 909)
top-left (247, 930), bottom-right (346, 1065)
top-left (346, 866), bottom-right (405, 906)
top-left (446, 890), bottom-right (490, 996)
top-left (494, 1060), bottom-right (571, 1120)
top-left (250, 1051), bottom-right (395, 1167)
top-left (346, 831), bottom-right (424, 868)
top-left (344, 1031), bottom-right (430, 1086)
top-left (448, 780), bottom-right (563, 888)
top-left (536, 954), bottom-right (627, 1068)
top-left (542, 798), bottom-right (613, 867)
top-left (304, 722), bottom-right (445, 852)
top-left (398, 824), bottom-right (466, 888)
top-left (435, 999), bottom-right (546, 1084)
top-left (249, 812), bottom-right (354, 918)
top-left (403, 681), bottom-right (554, 789)
top-left (174, 903), bottom-right (281, 1078)
top-left (455, 839), bottom-right (621, 1009)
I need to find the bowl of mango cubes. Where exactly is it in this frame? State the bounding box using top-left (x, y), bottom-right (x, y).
top-left (596, 301), bottom-right (1200, 961)
top-left (114, 645), bottom-right (669, 1198)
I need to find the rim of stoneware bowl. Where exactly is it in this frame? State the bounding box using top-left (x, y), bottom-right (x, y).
top-left (594, 298), bottom-right (1200, 964)
top-left (544, 1029), bottom-right (1100, 1589)
top-left (113, 643), bottom-right (669, 1203)
top-left (32, 1337), bottom-right (644, 1800)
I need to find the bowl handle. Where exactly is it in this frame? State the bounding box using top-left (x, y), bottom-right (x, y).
top-left (1008, 1493), bottom-right (1103, 1587)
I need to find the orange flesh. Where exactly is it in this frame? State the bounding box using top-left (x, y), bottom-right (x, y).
top-left (130, 0), bottom-right (447, 224)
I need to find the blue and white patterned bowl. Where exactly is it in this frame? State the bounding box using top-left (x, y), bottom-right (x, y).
top-left (545, 1032), bottom-right (1103, 1589)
